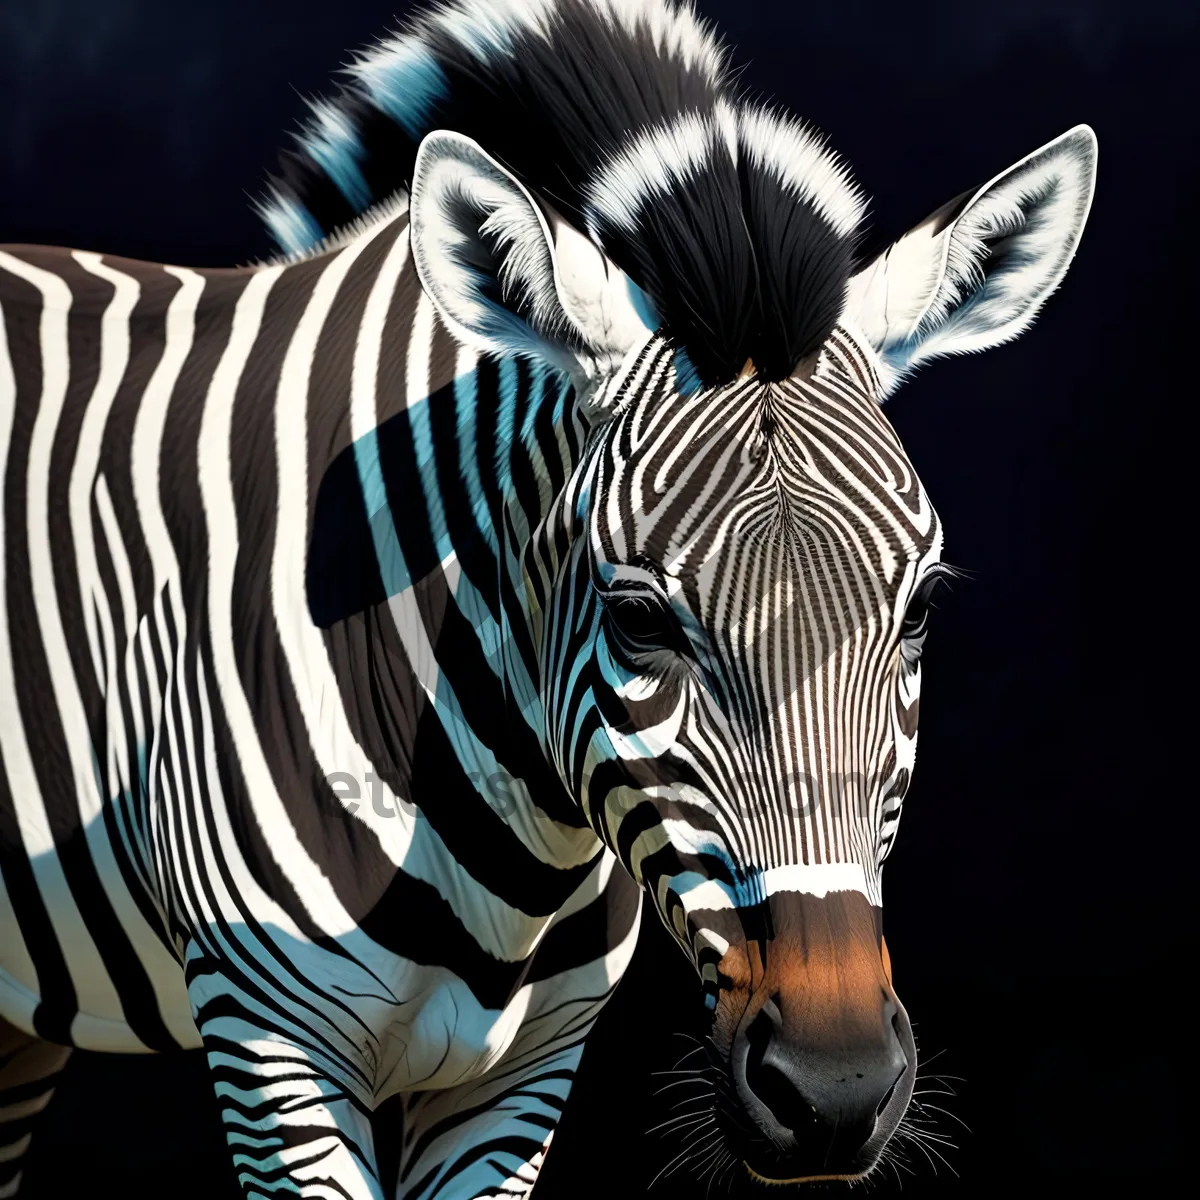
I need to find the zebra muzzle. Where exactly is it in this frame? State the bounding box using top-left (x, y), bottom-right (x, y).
top-left (710, 890), bottom-right (917, 1182)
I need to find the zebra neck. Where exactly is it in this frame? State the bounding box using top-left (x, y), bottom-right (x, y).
top-left (293, 211), bottom-right (598, 875)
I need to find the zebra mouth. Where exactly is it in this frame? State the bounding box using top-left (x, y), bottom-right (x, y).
top-left (742, 1161), bottom-right (864, 1186)
top-left (721, 1005), bottom-right (918, 1189)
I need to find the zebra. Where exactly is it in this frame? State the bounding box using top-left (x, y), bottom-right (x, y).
top-left (0, 0), bottom-right (1095, 1195)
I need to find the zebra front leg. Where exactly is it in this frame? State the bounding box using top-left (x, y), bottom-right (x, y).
top-left (392, 860), bottom-right (642, 1199)
top-left (394, 1037), bottom-right (581, 1200)
top-left (0, 1016), bottom-right (72, 1198)
top-left (188, 959), bottom-right (384, 1200)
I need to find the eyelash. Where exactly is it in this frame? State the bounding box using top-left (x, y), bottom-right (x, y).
top-left (606, 591), bottom-right (674, 645)
top-left (901, 563), bottom-right (961, 644)
top-left (599, 582), bottom-right (699, 669)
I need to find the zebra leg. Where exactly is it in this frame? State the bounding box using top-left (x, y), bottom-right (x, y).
top-left (393, 1038), bottom-right (577, 1200)
top-left (188, 966), bottom-right (384, 1200)
top-left (391, 862), bottom-right (642, 1200)
top-left (0, 1017), bottom-right (72, 1198)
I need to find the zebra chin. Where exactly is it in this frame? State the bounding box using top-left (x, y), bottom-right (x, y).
top-left (704, 890), bottom-right (917, 1186)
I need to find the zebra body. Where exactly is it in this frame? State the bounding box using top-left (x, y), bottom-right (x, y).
top-left (0, 1), bottom-right (1096, 1195)
top-left (0, 208), bottom-right (639, 1197)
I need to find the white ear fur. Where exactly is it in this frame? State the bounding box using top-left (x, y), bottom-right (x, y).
top-left (410, 129), bottom-right (567, 366)
top-left (845, 124), bottom-right (1097, 395)
top-left (546, 208), bottom-right (657, 372)
top-left (409, 129), bottom-right (654, 375)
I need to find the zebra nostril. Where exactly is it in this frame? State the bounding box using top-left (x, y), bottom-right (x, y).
top-left (744, 1008), bottom-right (816, 1138)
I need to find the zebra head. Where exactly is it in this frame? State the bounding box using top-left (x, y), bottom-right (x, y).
top-left (410, 109), bottom-right (1095, 1185)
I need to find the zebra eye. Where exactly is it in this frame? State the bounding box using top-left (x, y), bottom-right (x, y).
top-left (605, 592), bottom-right (676, 649)
top-left (901, 593), bottom-right (931, 642)
top-left (901, 564), bottom-right (959, 648)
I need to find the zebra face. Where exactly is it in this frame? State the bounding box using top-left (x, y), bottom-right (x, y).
top-left (409, 114), bottom-right (1095, 1185)
top-left (556, 332), bottom-right (940, 1181)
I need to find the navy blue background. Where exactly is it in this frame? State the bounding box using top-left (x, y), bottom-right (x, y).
top-left (1, 0), bottom-right (1195, 1194)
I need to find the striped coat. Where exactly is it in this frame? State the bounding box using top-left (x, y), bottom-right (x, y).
top-left (0, 1), bottom-right (1096, 1195)
top-left (1, 206), bottom-right (640, 1198)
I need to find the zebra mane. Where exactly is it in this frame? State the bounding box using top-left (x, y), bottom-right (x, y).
top-left (260, 0), bottom-right (867, 386)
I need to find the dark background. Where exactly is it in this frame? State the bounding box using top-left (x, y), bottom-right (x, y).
top-left (1, 0), bottom-right (1195, 1194)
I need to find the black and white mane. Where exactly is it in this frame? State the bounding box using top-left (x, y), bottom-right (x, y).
top-left (261, 0), bottom-right (866, 387)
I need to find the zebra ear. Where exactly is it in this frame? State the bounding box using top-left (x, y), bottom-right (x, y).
top-left (543, 205), bottom-right (660, 371)
top-left (844, 124), bottom-right (1097, 394)
top-left (409, 130), bottom-right (654, 374)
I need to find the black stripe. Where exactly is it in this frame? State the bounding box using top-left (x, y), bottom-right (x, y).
top-left (356, 865), bottom-right (529, 1013)
top-left (0, 260), bottom-right (80, 1041)
top-left (406, 696), bottom-right (601, 918)
top-left (525, 867), bottom-right (639, 986)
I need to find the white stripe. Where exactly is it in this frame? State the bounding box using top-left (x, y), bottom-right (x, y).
top-left (127, 265), bottom-right (233, 1008)
top-left (52, 260), bottom-right (197, 1043)
top-left (127, 264), bottom-right (206, 925)
top-left (70, 252), bottom-right (139, 688)
top-left (197, 264), bottom-right (369, 940)
top-left (320, 219), bottom-right (574, 958)
top-left (677, 862), bottom-right (870, 915)
top-left (131, 266), bottom-right (204, 625)
top-left (0, 249), bottom-right (128, 1031)
top-left (93, 473), bottom-right (148, 814)
top-left (81, 477), bottom-right (197, 1047)
top-left (405, 290), bottom-right (435, 411)
top-left (0, 271), bottom-right (43, 1015)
